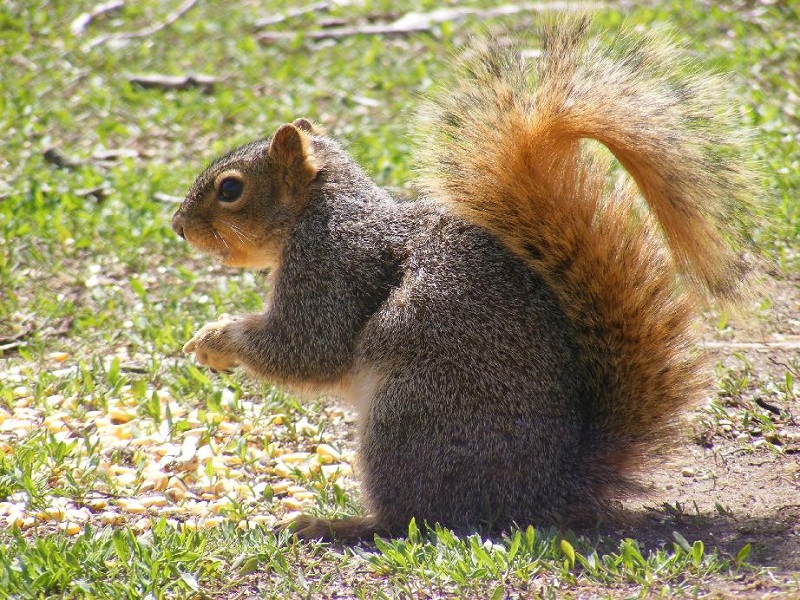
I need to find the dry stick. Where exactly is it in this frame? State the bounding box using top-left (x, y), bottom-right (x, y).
top-left (153, 192), bottom-right (184, 204)
top-left (703, 341), bottom-right (800, 350)
top-left (0, 324), bottom-right (34, 345)
top-left (70, 0), bottom-right (125, 36)
top-left (43, 148), bottom-right (82, 170)
top-left (0, 341), bottom-right (26, 352)
top-left (128, 73), bottom-right (218, 92)
top-left (257, 2), bottom-right (605, 42)
top-left (254, 2), bottom-right (331, 29)
top-left (87, 0), bottom-right (198, 49)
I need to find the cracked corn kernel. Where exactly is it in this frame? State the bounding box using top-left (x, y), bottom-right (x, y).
top-left (60, 521), bottom-right (82, 536)
top-left (38, 506), bottom-right (66, 521)
top-left (281, 496), bottom-right (312, 511)
top-left (140, 495), bottom-right (168, 508)
top-left (100, 511), bottom-right (125, 525)
top-left (107, 404), bottom-right (136, 423)
top-left (315, 443), bottom-right (341, 463)
top-left (203, 516), bottom-right (225, 528)
top-left (132, 518), bottom-right (151, 532)
top-left (117, 499), bottom-right (146, 514)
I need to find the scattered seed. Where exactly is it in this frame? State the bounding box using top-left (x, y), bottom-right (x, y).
top-left (38, 506), bottom-right (66, 521)
top-left (209, 498), bottom-right (233, 514)
top-left (316, 443), bottom-right (341, 463)
top-left (60, 521), bottom-right (82, 536)
top-left (271, 462), bottom-right (294, 478)
top-left (87, 498), bottom-right (108, 510)
top-left (218, 421), bottom-right (239, 435)
top-left (165, 487), bottom-right (187, 503)
top-left (203, 516), bottom-right (225, 528)
top-left (179, 437), bottom-right (199, 462)
top-left (66, 508), bottom-right (91, 522)
top-left (132, 517), bottom-right (151, 532)
top-left (321, 463), bottom-right (353, 479)
top-left (196, 444), bottom-right (214, 462)
top-left (117, 499), bottom-right (146, 514)
top-left (12, 386), bottom-right (32, 399)
top-left (108, 406), bottom-right (136, 424)
top-left (140, 495), bottom-right (168, 508)
top-left (0, 418), bottom-right (35, 435)
top-left (6, 512), bottom-right (25, 528)
top-left (291, 491), bottom-right (316, 502)
top-left (294, 417), bottom-right (317, 437)
top-left (281, 496), bottom-right (312, 511)
top-left (43, 416), bottom-right (69, 433)
top-left (187, 502), bottom-right (210, 517)
top-left (142, 470), bottom-right (169, 492)
top-left (280, 452), bottom-right (311, 465)
top-left (100, 511), bottom-right (125, 525)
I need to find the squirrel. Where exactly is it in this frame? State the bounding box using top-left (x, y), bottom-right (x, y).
top-left (171, 17), bottom-right (756, 542)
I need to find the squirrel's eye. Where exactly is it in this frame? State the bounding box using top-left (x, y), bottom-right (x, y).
top-left (218, 178), bottom-right (244, 202)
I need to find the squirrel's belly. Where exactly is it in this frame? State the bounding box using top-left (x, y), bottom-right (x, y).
top-left (334, 367), bottom-right (386, 417)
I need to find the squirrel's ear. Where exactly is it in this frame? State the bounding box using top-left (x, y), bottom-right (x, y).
top-left (292, 118), bottom-right (324, 135)
top-left (268, 123), bottom-right (318, 191)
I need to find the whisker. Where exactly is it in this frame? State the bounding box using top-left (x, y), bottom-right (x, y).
top-left (224, 224), bottom-right (246, 245)
top-left (226, 221), bottom-right (256, 244)
top-left (211, 227), bottom-right (230, 250)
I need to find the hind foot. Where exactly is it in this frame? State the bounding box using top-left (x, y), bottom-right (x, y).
top-left (283, 514), bottom-right (389, 543)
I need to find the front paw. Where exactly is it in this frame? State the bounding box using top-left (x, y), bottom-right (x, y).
top-left (183, 313), bottom-right (241, 372)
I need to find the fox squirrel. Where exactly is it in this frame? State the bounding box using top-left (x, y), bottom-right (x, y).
top-left (172, 17), bottom-right (756, 541)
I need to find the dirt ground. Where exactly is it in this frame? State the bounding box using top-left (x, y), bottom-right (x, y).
top-left (611, 273), bottom-right (800, 596)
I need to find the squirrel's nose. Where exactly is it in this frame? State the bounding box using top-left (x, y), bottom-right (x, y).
top-left (172, 212), bottom-right (186, 239)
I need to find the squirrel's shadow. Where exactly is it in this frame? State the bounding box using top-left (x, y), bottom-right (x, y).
top-left (586, 504), bottom-right (800, 573)
top-left (330, 505), bottom-right (799, 573)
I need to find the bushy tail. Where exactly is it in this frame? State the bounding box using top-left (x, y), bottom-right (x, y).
top-left (414, 17), bottom-right (757, 486)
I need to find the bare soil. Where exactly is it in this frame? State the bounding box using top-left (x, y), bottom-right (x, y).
top-left (611, 274), bottom-right (800, 597)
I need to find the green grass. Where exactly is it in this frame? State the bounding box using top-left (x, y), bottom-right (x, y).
top-left (361, 522), bottom-right (751, 597)
top-left (1, 0), bottom-right (798, 598)
top-left (0, 520), bottom-right (752, 599)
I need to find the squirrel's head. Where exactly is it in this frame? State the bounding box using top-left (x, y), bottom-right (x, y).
top-left (172, 118), bottom-right (322, 269)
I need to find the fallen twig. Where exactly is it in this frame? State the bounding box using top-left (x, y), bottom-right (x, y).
top-left (153, 192), bottom-right (184, 204)
top-left (0, 323), bottom-right (34, 346)
top-left (44, 147), bottom-right (82, 170)
top-left (76, 186), bottom-right (113, 203)
top-left (703, 340), bottom-right (800, 350)
top-left (254, 2), bottom-right (331, 29)
top-left (92, 148), bottom-right (141, 162)
top-left (70, 0), bottom-right (125, 36)
top-left (0, 341), bottom-right (26, 352)
top-left (128, 73), bottom-right (218, 92)
top-left (755, 398), bottom-right (782, 415)
top-left (257, 2), bottom-right (604, 43)
top-left (87, 0), bottom-right (197, 49)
